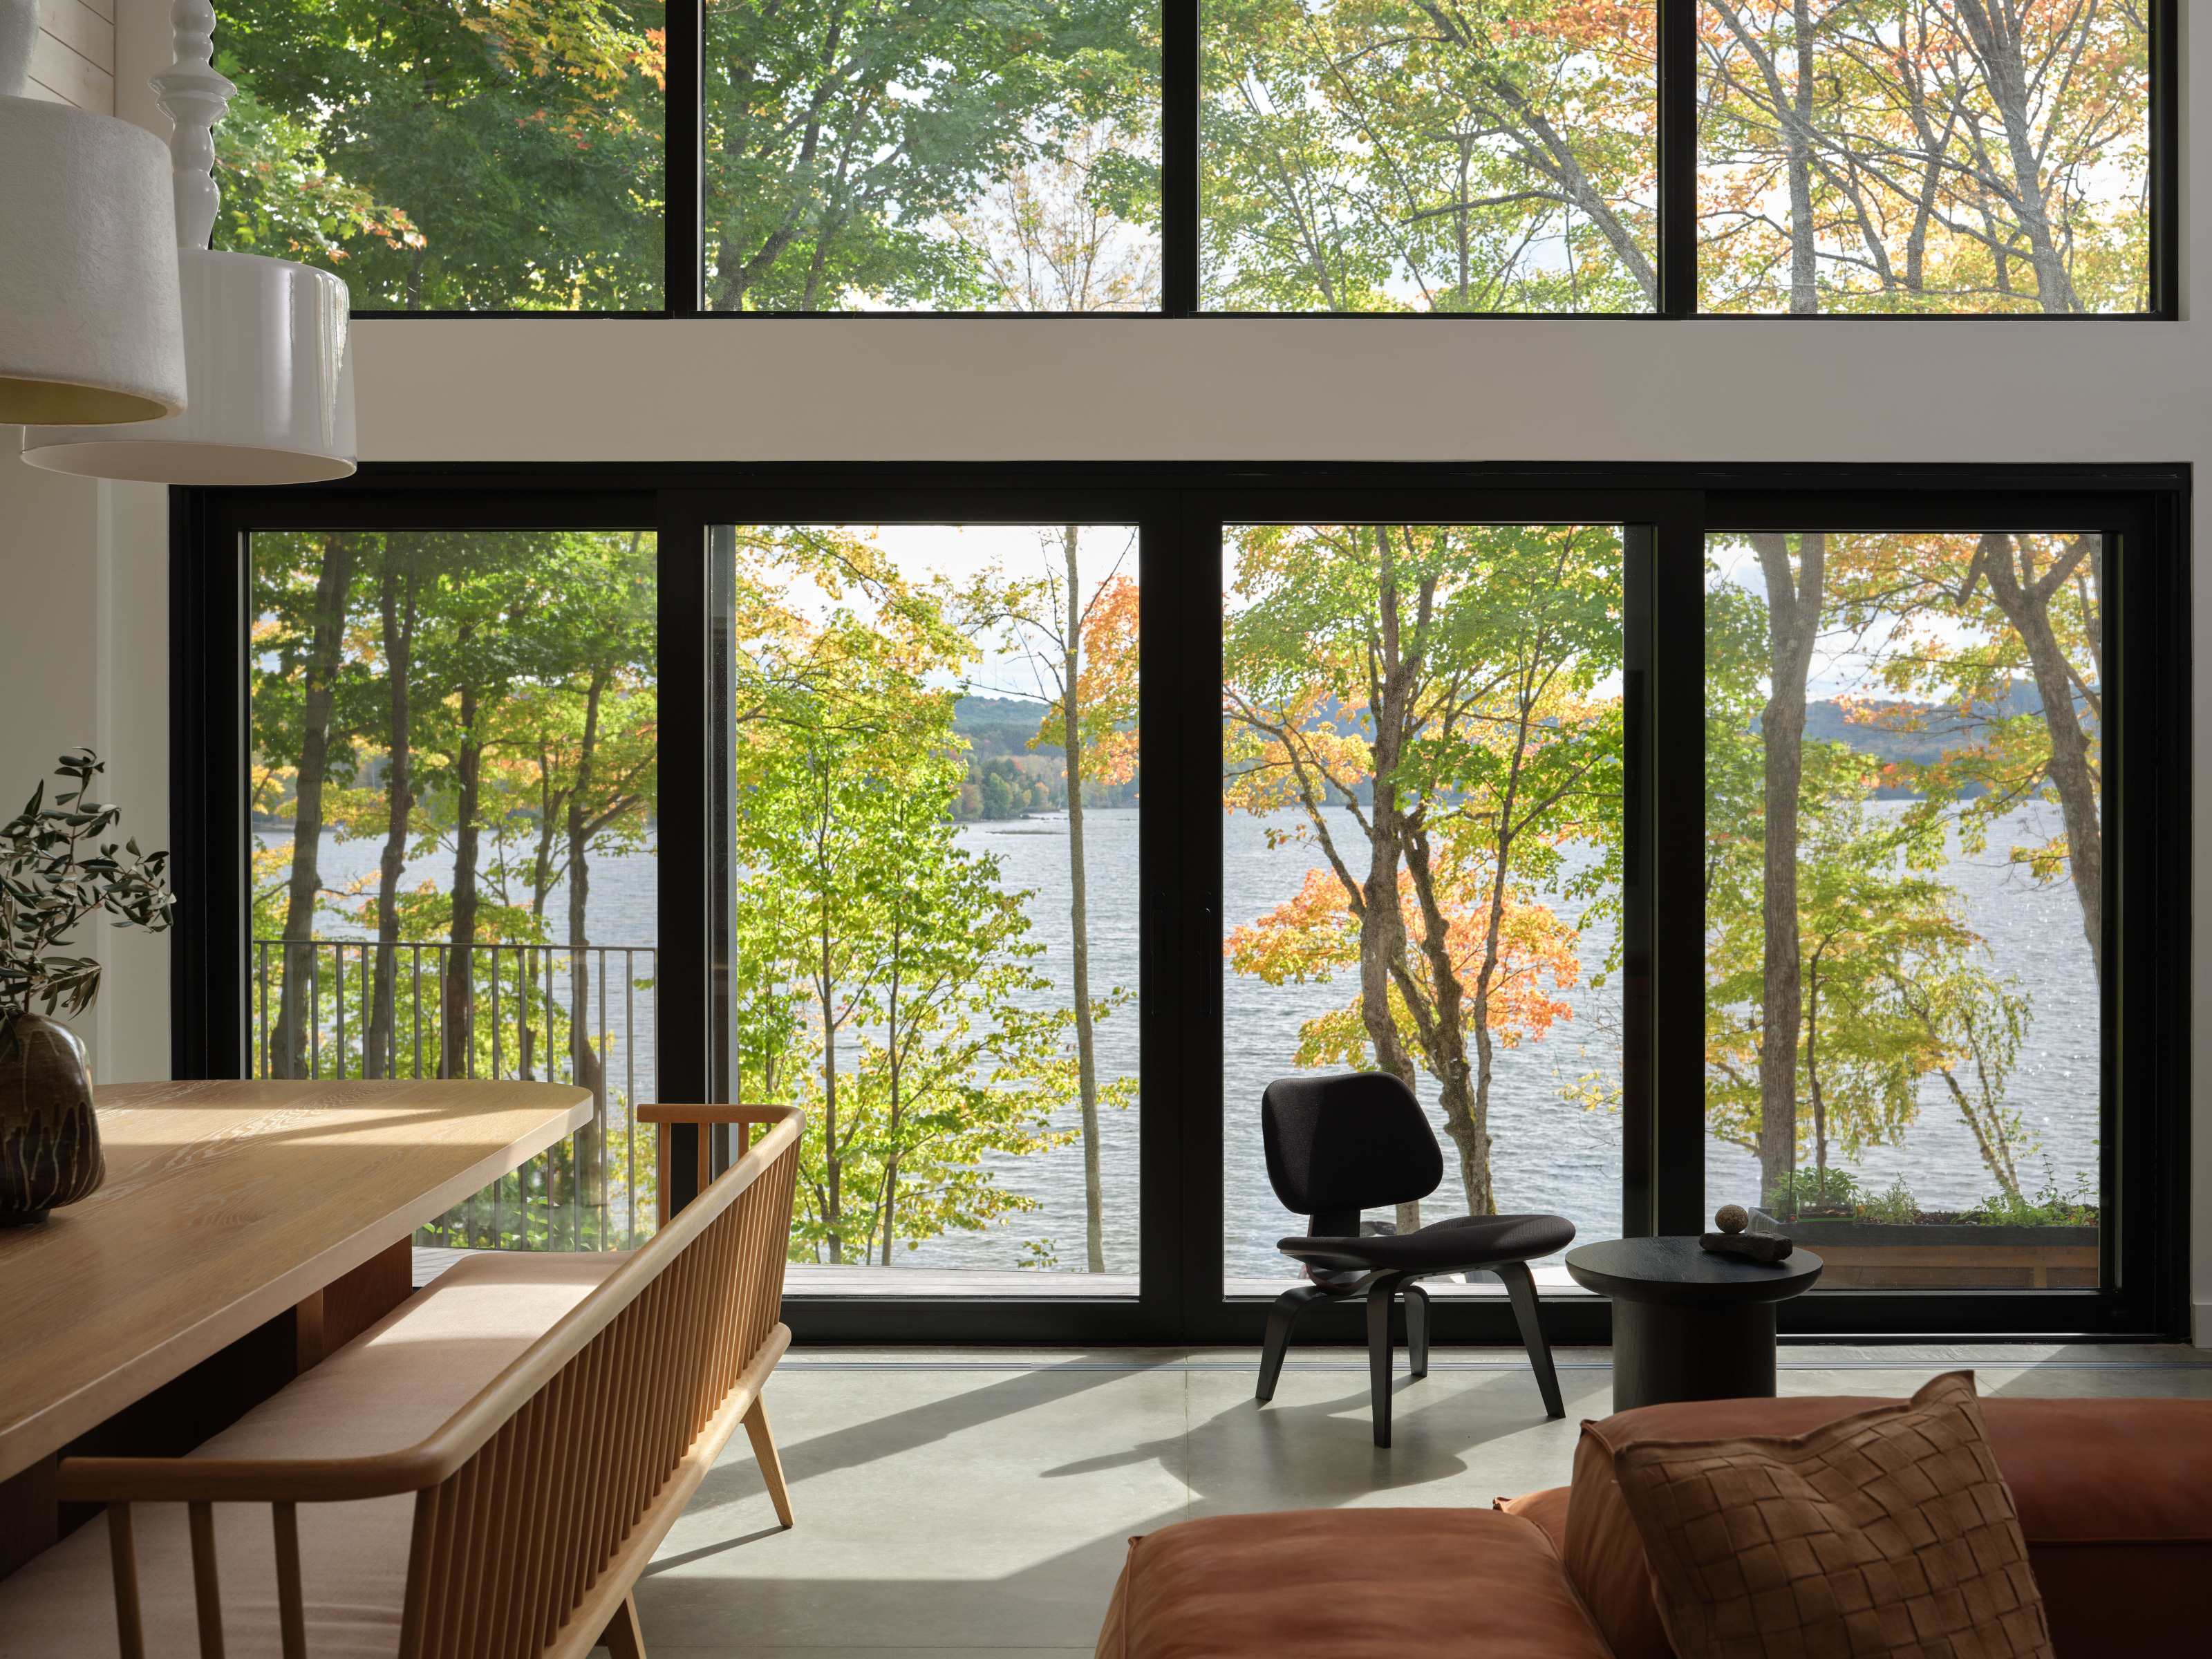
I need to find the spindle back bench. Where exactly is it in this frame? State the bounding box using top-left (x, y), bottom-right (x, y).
top-left (0, 1103), bottom-right (801, 1659)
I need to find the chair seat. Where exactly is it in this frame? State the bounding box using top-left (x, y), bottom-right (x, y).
top-left (1277, 1213), bottom-right (1575, 1276)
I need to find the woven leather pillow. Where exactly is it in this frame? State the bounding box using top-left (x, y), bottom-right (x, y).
top-left (1613, 1371), bottom-right (2052, 1659)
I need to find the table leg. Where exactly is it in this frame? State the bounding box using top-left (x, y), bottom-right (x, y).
top-left (1612, 1300), bottom-right (1778, 1413)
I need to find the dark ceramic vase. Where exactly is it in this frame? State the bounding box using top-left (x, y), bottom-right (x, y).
top-left (0, 1012), bottom-right (104, 1226)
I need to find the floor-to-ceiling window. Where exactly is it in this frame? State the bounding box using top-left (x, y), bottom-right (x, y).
top-left (244, 525), bottom-right (660, 1249)
top-left (176, 465), bottom-right (2188, 1344)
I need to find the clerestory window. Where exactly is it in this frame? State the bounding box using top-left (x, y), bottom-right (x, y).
top-left (205, 1), bottom-right (2171, 316)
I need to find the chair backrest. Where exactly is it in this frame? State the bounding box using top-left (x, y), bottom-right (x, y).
top-left (1260, 1072), bottom-right (1443, 1231)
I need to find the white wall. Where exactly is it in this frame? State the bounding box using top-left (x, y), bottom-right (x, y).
top-left (0, 462), bottom-right (171, 1084)
top-left (8, 0), bottom-right (2200, 1329)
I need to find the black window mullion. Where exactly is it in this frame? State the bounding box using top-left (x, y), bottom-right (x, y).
top-left (1162, 0), bottom-right (1200, 316)
top-left (2149, 0), bottom-right (2180, 316)
top-left (1648, 500), bottom-right (1708, 1234)
top-left (666, 1), bottom-right (706, 316)
top-left (1657, 0), bottom-right (1698, 317)
top-left (1141, 503), bottom-right (1219, 1331)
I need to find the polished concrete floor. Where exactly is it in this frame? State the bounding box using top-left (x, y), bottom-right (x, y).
top-left (624, 1344), bottom-right (2212, 1658)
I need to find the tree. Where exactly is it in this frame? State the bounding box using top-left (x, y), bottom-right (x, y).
top-left (703, 0), bottom-right (1156, 309)
top-left (1699, 2), bottom-right (2151, 312)
top-left (949, 125), bottom-right (1161, 310)
top-left (213, 0), bottom-right (665, 309)
top-left (1705, 544), bottom-right (2045, 1206)
top-left (1224, 523), bottom-right (1621, 1217)
top-left (965, 536), bottom-right (1139, 1270)
top-left (1748, 531), bottom-right (1824, 1204)
top-left (252, 532), bottom-right (366, 1076)
top-left (732, 585), bottom-right (1098, 1264)
top-left (1200, 0), bottom-right (1656, 311)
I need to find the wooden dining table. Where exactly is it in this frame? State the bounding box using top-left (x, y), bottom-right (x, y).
top-left (0, 1078), bottom-right (592, 1577)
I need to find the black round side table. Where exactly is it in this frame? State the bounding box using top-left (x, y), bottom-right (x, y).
top-left (1564, 1237), bottom-right (1824, 1413)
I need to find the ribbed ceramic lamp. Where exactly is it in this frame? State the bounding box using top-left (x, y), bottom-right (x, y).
top-left (0, 0), bottom-right (187, 425)
top-left (21, 0), bottom-right (356, 483)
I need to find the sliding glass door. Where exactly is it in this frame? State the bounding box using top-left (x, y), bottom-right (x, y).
top-left (180, 467), bottom-right (2188, 1342)
top-left (1220, 521), bottom-right (1625, 1303)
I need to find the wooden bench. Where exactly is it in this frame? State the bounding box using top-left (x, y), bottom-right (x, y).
top-left (0, 1103), bottom-right (802, 1659)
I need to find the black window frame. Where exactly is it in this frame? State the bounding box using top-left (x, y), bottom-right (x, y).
top-left (298, 0), bottom-right (2178, 321)
top-left (173, 460), bottom-right (2191, 1347)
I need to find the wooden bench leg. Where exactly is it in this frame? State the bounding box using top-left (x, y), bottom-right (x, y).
top-left (743, 1395), bottom-right (794, 1528)
top-left (598, 1592), bottom-right (647, 1659)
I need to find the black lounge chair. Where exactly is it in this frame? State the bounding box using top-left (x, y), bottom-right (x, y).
top-left (1255, 1071), bottom-right (1573, 1445)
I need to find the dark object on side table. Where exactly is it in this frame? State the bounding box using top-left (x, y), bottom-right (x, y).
top-left (1564, 1235), bottom-right (1822, 1412)
top-left (0, 1013), bottom-right (103, 1226)
top-left (1700, 1229), bottom-right (1793, 1262)
top-left (1256, 1072), bottom-right (1575, 1445)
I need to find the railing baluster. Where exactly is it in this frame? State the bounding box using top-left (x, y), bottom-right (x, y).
top-left (625, 949), bottom-right (635, 1247)
top-left (257, 943), bottom-right (270, 1080)
top-left (247, 932), bottom-right (659, 1254)
top-left (491, 944), bottom-right (503, 1081)
top-left (309, 946), bottom-right (321, 1080)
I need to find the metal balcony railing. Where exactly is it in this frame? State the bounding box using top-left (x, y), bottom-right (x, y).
top-left (250, 939), bottom-right (658, 1250)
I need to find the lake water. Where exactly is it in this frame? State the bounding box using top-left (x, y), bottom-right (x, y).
top-left (269, 796), bottom-right (2099, 1279)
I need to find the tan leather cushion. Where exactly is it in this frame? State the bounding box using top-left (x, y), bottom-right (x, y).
top-left (1494, 1486), bottom-right (1571, 1558)
top-left (0, 1250), bottom-right (623, 1659)
top-left (1566, 1389), bottom-right (2212, 1659)
top-left (1092, 1508), bottom-right (1611, 1659)
top-left (1611, 1371), bottom-right (2052, 1659)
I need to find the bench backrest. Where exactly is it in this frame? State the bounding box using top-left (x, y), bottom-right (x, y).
top-left (59, 1105), bottom-right (803, 1659)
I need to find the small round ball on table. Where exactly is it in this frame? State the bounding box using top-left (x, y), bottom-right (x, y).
top-left (1714, 1204), bottom-right (1750, 1235)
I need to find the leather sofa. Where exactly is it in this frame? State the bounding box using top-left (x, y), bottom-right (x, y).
top-left (1092, 1392), bottom-right (2212, 1658)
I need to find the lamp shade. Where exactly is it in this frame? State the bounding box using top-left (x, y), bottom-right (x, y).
top-left (23, 248), bottom-right (355, 482)
top-left (17, 0), bottom-right (356, 483)
top-left (0, 0), bottom-right (188, 425)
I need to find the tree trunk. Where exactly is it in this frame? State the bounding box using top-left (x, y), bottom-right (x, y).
top-left (814, 766), bottom-right (843, 1264)
top-left (1953, 1), bottom-right (2080, 312)
top-left (1976, 534), bottom-right (2102, 981)
top-left (441, 656), bottom-right (481, 1081)
top-left (568, 666), bottom-right (610, 1238)
top-left (1787, 0), bottom-right (1818, 312)
top-left (277, 534), bottom-right (358, 1078)
top-left (1358, 528), bottom-right (1429, 1232)
top-left (1060, 527), bottom-right (1107, 1272)
top-left (1752, 532), bottom-right (1824, 1206)
top-left (366, 547), bottom-right (417, 1080)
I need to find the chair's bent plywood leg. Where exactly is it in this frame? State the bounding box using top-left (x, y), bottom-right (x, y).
top-left (1366, 1276), bottom-right (1405, 1449)
top-left (743, 1395), bottom-right (794, 1528)
top-left (1404, 1281), bottom-right (1430, 1379)
top-left (598, 1592), bottom-right (648, 1659)
top-left (1497, 1260), bottom-right (1566, 1419)
top-left (1257, 1284), bottom-right (1329, 1403)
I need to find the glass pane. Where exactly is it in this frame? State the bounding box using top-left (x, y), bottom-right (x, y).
top-left (1200, 1), bottom-right (1658, 312)
top-left (726, 526), bottom-right (1140, 1284)
top-left (212, 3), bottom-right (666, 311)
top-left (703, 0), bottom-right (1163, 310)
top-left (1704, 533), bottom-right (2102, 1289)
top-left (248, 532), bottom-right (660, 1248)
top-left (1223, 525), bottom-right (1625, 1295)
top-left (1698, 3), bottom-right (2152, 314)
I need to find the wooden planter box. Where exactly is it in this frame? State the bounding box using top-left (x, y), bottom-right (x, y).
top-left (1768, 1218), bottom-right (2099, 1289)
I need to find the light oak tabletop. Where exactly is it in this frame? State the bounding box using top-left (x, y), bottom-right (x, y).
top-left (0, 1078), bottom-right (592, 1483)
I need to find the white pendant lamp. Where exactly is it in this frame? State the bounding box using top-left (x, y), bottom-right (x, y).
top-left (21, 0), bottom-right (357, 484)
top-left (0, 0), bottom-right (187, 424)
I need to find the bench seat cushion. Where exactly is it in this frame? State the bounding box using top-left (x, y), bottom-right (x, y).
top-left (0, 1250), bottom-right (625, 1659)
top-left (1091, 1508), bottom-right (1611, 1659)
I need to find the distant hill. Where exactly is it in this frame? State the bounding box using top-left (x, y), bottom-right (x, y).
top-left (954, 695), bottom-right (1050, 737)
top-left (1794, 682), bottom-right (2051, 797)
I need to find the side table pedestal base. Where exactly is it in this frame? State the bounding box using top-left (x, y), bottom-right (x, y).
top-left (1612, 1300), bottom-right (1777, 1413)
